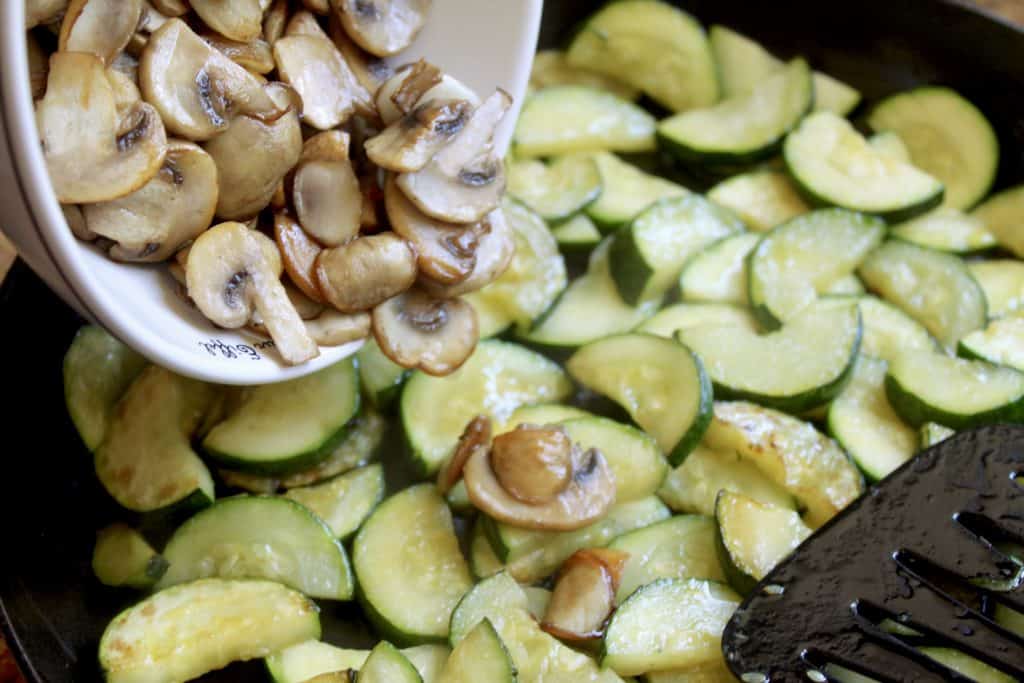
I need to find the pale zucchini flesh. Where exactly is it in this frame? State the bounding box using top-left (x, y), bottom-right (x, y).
top-left (497, 403), bottom-right (593, 434)
top-left (530, 49), bottom-right (640, 101)
top-left (813, 71), bottom-right (862, 116)
top-left (891, 207), bottom-right (996, 254)
top-left (439, 619), bottom-right (515, 683)
top-left (284, 463), bottom-right (385, 539)
top-left (707, 169), bottom-right (809, 232)
top-left (358, 641), bottom-right (422, 683)
top-left (642, 659), bottom-right (735, 683)
top-left (92, 524), bottom-right (168, 589)
top-left (972, 185), bottom-right (1024, 257)
top-left (552, 213), bottom-right (602, 252)
top-left (266, 641), bottom-right (449, 683)
top-left (967, 259), bottom-right (1024, 316)
top-left (636, 303), bottom-right (758, 339)
top-left (585, 152), bottom-right (689, 230)
top-left (679, 233), bottom-right (760, 305)
top-left (869, 131), bottom-right (911, 163)
top-left (920, 422), bottom-right (956, 449)
top-left (814, 296), bottom-right (937, 363)
top-left (469, 518), bottom-right (505, 580)
top-left (507, 155), bottom-right (602, 223)
top-left (958, 314), bottom-right (1024, 371)
top-left (357, 340), bottom-right (408, 412)
top-left (560, 416), bottom-right (669, 502)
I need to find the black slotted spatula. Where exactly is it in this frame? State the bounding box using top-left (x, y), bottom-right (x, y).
top-left (721, 425), bottom-right (1024, 682)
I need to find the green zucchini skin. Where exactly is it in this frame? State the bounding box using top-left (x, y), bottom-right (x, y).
top-left (884, 372), bottom-right (1024, 429)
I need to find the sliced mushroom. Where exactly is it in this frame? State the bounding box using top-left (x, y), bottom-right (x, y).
top-left (389, 59), bottom-right (442, 115)
top-left (361, 174), bottom-right (385, 232)
top-left (124, 1), bottom-right (171, 57)
top-left (149, 0), bottom-right (189, 16)
top-left (27, 32), bottom-right (48, 100)
top-left (542, 548), bottom-right (630, 641)
top-left (107, 69), bottom-right (142, 116)
top-left (385, 176), bottom-right (476, 284)
top-left (274, 211), bottom-right (325, 303)
top-left (301, 0), bottom-right (330, 15)
top-left (26, 0), bottom-right (68, 29)
top-left (272, 34), bottom-right (374, 129)
top-left (397, 90), bottom-right (510, 224)
top-left (305, 308), bottom-right (371, 346)
top-left (462, 426), bottom-right (617, 531)
top-left (292, 159), bottom-right (361, 247)
top-left (332, 0), bottom-right (431, 57)
top-left (492, 426), bottom-right (574, 504)
top-left (186, 221), bottom-right (318, 364)
top-left (300, 129), bottom-right (350, 163)
top-left (37, 52), bottom-right (167, 204)
top-left (263, 0), bottom-right (289, 44)
top-left (375, 65), bottom-right (479, 126)
top-left (140, 18), bottom-right (286, 141)
top-left (315, 232), bottom-right (417, 312)
top-left (189, 0), bottom-right (263, 43)
top-left (82, 140), bottom-right (218, 262)
top-left (58, 0), bottom-right (143, 64)
top-left (437, 415), bottom-right (491, 494)
top-left (418, 206), bottom-right (514, 297)
top-left (285, 282), bottom-right (325, 319)
top-left (203, 82), bottom-right (303, 220)
top-left (111, 51), bottom-right (139, 82)
top-left (201, 32), bottom-right (276, 74)
top-left (328, 14), bottom-right (394, 95)
top-left (63, 204), bottom-right (95, 241)
top-left (371, 288), bottom-right (478, 375)
top-left (285, 9), bottom-right (329, 38)
top-left (367, 99), bottom-right (471, 173)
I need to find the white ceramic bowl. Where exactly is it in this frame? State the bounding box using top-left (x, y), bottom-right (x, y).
top-left (0, 1), bottom-right (541, 384)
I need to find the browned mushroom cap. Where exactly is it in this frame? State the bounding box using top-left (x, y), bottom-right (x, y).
top-left (201, 32), bottom-right (276, 74)
top-left (332, 0), bottom-right (431, 57)
top-left (189, 0), bottom-right (264, 43)
top-left (275, 212), bottom-right (325, 304)
top-left (375, 63), bottom-right (479, 126)
top-left (328, 14), bottom-right (394, 95)
top-left (388, 59), bottom-right (442, 116)
top-left (58, 0), bottom-right (143, 64)
top-left (82, 140), bottom-right (218, 262)
top-left (492, 426), bottom-right (574, 504)
top-left (371, 288), bottom-right (478, 375)
top-left (463, 426), bottom-right (617, 531)
top-left (140, 19), bottom-right (286, 141)
top-left (150, 0), bottom-right (189, 16)
top-left (37, 52), bottom-right (167, 204)
top-left (418, 206), bottom-right (514, 298)
top-left (305, 308), bottom-right (371, 346)
top-left (385, 176), bottom-right (477, 285)
top-left (186, 221), bottom-right (318, 365)
top-left (396, 90), bottom-right (511, 224)
top-left (263, 0), bottom-right (289, 44)
top-left (541, 548), bottom-right (630, 641)
top-left (315, 232), bottom-right (417, 312)
top-left (26, 0), bottom-right (68, 29)
top-left (437, 415), bottom-right (492, 494)
top-left (367, 99), bottom-right (471, 173)
top-left (203, 82), bottom-right (303, 220)
top-left (27, 32), bottom-right (48, 100)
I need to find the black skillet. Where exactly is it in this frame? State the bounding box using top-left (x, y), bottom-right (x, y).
top-left (3, 1), bottom-right (1024, 680)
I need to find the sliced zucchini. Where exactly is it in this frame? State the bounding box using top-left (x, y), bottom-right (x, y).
top-left (92, 523), bottom-right (168, 589)
top-left (357, 340), bottom-right (408, 412)
top-left (513, 86), bottom-right (656, 158)
top-left (585, 152), bottom-right (689, 231)
top-left (449, 571), bottom-right (527, 646)
top-left (813, 72), bottom-right (862, 117)
top-left (566, 0), bottom-right (719, 113)
top-left (157, 495), bottom-right (353, 600)
top-left (828, 356), bottom-right (917, 481)
top-left (967, 259), bottom-right (1024, 317)
top-left (530, 49), bottom-right (640, 101)
top-left (497, 403), bottom-right (593, 434)
top-left (284, 464), bottom-right (384, 539)
top-left (601, 578), bottom-right (740, 676)
top-left (748, 209), bottom-right (886, 327)
top-left (468, 518), bottom-right (505, 579)
top-left (353, 484), bottom-right (473, 644)
top-left (523, 587), bottom-right (551, 622)
top-left (919, 647), bottom-right (1015, 683)
top-left (920, 422), bottom-right (956, 449)
top-left (465, 199), bottom-right (567, 337)
top-left (610, 195), bottom-right (745, 305)
top-left (636, 303), bottom-right (758, 338)
top-left (658, 444), bottom-right (797, 516)
top-left (267, 642), bottom-right (449, 683)
top-left (885, 350), bottom-right (1024, 428)
top-left (552, 213), bottom-right (602, 253)
top-left (869, 131), bottom-right (911, 163)
top-left (358, 642), bottom-right (422, 683)
top-left (715, 490), bottom-right (811, 593)
top-left (280, 410), bottom-right (385, 488)
top-left (707, 169), bottom-right (809, 232)
top-left (704, 401), bottom-right (865, 528)
top-left (643, 658), bottom-right (734, 683)
top-left (305, 673), bottom-right (354, 683)
top-left (561, 416), bottom-right (670, 501)
top-left (959, 315), bottom-right (1024, 371)
top-left (815, 296), bottom-right (937, 363)
top-left (401, 340), bottom-right (572, 475)
top-left (677, 304), bottom-right (861, 414)
top-left (439, 619), bottom-right (514, 683)
top-left (995, 603), bottom-right (1024, 638)
top-left (891, 207), bottom-right (995, 254)
top-left (523, 239), bottom-right (662, 349)
top-left (658, 59), bottom-right (812, 165)
top-left (679, 233), bottom-right (760, 304)
top-left (94, 366), bottom-right (217, 512)
top-left (609, 515), bottom-right (726, 603)
top-left (202, 359), bottom-right (360, 474)
top-left (507, 155), bottom-right (602, 223)
top-left (101, 578), bottom-right (320, 683)
top-left (785, 111), bottom-right (944, 222)
top-left (828, 275), bottom-right (865, 296)
top-left (972, 185), bottom-right (1024, 257)
top-left (63, 325), bottom-right (147, 451)
top-left (490, 497), bottom-right (671, 583)
top-left (567, 334), bottom-right (712, 463)
top-left (868, 87), bottom-right (999, 210)
top-left (403, 645), bottom-right (451, 683)
top-left (858, 240), bottom-right (987, 348)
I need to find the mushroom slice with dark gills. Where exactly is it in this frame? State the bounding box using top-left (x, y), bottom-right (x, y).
top-left (375, 62), bottom-right (479, 126)
top-left (397, 90), bottom-right (511, 224)
top-left (26, 0), bottom-right (68, 29)
top-left (384, 177), bottom-right (477, 285)
top-left (367, 98), bottom-right (471, 173)
top-left (203, 82), bottom-right (303, 220)
top-left (186, 222), bottom-right (318, 365)
top-left (315, 232), bottom-right (417, 313)
top-left (37, 52), bottom-right (167, 204)
top-left (292, 131), bottom-right (362, 247)
top-left (140, 19), bottom-right (287, 141)
top-left (332, 0), bottom-right (431, 57)
top-left (542, 548), bottom-right (630, 641)
top-left (463, 424), bottom-right (617, 531)
top-left (418, 206), bottom-right (514, 298)
top-left (371, 287), bottom-right (478, 375)
top-left (189, 0), bottom-right (264, 43)
top-left (58, 0), bottom-right (143, 65)
top-left (82, 141), bottom-right (219, 263)
top-left (272, 33), bottom-right (374, 130)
